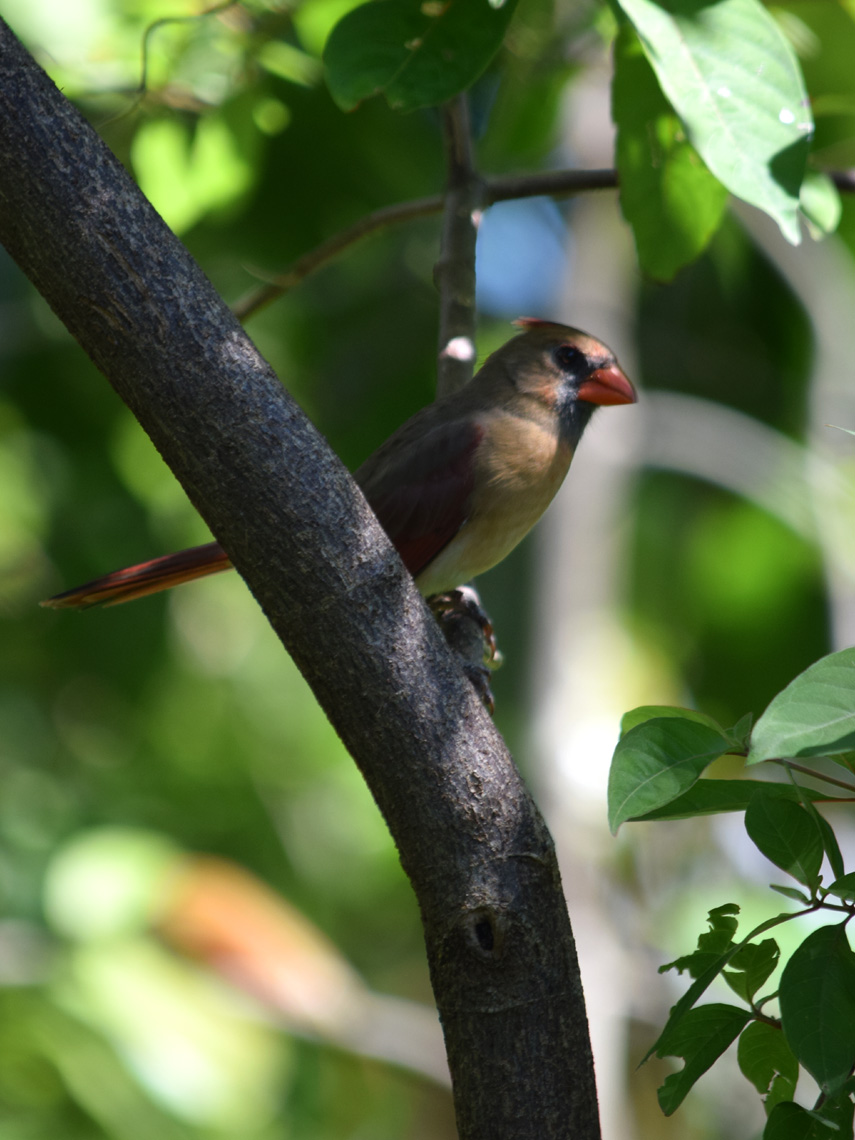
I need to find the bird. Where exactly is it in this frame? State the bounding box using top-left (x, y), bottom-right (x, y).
top-left (41, 318), bottom-right (636, 611)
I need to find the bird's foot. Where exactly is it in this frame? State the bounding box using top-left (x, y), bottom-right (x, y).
top-left (429, 586), bottom-right (502, 714)
top-left (462, 663), bottom-right (496, 717)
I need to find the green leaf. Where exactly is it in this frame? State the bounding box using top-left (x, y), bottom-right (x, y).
top-left (656, 1003), bottom-right (752, 1115)
top-left (749, 647), bottom-right (855, 762)
top-left (619, 704), bottom-right (730, 738)
top-left (799, 171), bottom-right (842, 239)
top-left (787, 770), bottom-right (844, 879)
top-left (812, 807), bottom-right (845, 882)
top-left (608, 717), bottom-right (734, 832)
top-left (131, 115), bottom-right (255, 235)
top-left (764, 1099), bottom-right (836, 1139)
top-left (770, 884), bottom-right (811, 905)
top-left (779, 924), bottom-right (855, 1093)
top-left (648, 909), bottom-right (800, 1066)
top-left (257, 40), bottom-right (324, 87)
top-left (636, 779), bottom-right (830, 823)
top-left (730, 712), bottom-right (754, 749)
top-left (819, 1088), bottom-right (855, 1135)
top-left (613, 0), bottom-right (813, 245)
top-left (737, 1021), bottom-right (798, 1113)
top-left (661, 904), bottom-right (739, 980)
top-left (724, 940), bottom-right (780, 1003)
top-left (323, 0), bottom-right (519, 111)
top-left (745, 791), bottom-right (823, 888)
top-left (826, 872), bottom-right (855, 903)
top-left (612, 24), bottom-right (727, 280)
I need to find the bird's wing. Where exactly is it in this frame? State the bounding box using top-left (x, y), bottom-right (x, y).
top-left (356, 417), bottom-right (484, 579)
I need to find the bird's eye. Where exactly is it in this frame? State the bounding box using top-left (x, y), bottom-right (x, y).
top-left (553, 344), bottom-right (584, 373)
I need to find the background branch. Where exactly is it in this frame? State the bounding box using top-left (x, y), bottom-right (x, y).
top-left (0, 20), bottom-right (600, 1140)
top-left (434, 94), bottom-right (484, 397)
top-left (234, 168), bottom-right (619, 323)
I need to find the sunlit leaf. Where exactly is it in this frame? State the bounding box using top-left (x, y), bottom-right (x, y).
top-left (619, 704), bottom-right (729, 737)
top-left (608, 716), bottom-right (736, 832)
top-left (749, 647), bottom-right (855, 762)
top-left (799, 171), bottom-right (842, 239)
top-left (613, 0), bottom-right (812, 244)
top-left (324, 0), bottom-right (519, 111)
top-left (294, 0), bottom-right (367, 56)
top-left (612, 24), bottom-right (727, 280)
top-left (131, 115), bottom-right (254, 234)
top-left (258, 40), bottom-right (323, 87)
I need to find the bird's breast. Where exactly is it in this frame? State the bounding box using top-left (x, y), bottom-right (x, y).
top-left (414, 411), bottom-right (573, 595)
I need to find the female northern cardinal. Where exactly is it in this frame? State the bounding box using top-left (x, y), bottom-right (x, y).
top-left (42, 319), bottom-right (636, 610)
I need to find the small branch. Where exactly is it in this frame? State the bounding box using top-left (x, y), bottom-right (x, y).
top-left (233, 168), bottom-right (618, 323)
top-left (233, 194), bottom-right (443, 321)
top-left (434, 94), bottom-right (484, 397)
top-left (489, 167), bottom-right (618, 203)
top-left (768, 758), bottom-right (855, 795)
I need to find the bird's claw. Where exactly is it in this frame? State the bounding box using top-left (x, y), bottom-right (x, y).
top-left (463, 663), bottom-right (496, 716)
top-left (429, 586), bottom-right (501, 713)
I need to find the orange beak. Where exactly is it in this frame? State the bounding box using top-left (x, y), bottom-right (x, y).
top-left (577, 364), bottom-right (637, 407)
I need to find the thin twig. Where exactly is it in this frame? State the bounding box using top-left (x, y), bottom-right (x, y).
top-left (434, 94), bottom-right (484, 397)
top-left (99, 0), bottom-right (241, 127)
top-left (768, 757), bottom-right (855, 795)
top-left (489, 167), bottom-right (618, 202)
top-left (233, 168), bottom-right (619, 323)
top-left (233, 195), bottom-right (443, 321)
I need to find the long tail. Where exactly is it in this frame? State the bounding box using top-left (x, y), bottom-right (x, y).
top-left (41, 542), bottom-right (232, 609)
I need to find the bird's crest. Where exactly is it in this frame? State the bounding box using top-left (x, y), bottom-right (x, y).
top-left (513, 317), bottom-right (567, 331)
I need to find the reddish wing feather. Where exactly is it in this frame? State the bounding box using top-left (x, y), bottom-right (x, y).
top-left (357, 420), bottom-right (483, 579)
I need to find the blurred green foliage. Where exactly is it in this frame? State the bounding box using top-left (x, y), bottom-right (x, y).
top-left (1, 0), bottom-right (854, 1137)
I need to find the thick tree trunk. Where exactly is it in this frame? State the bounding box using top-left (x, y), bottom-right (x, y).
top-left (0, 20), bottom-right (600, 1139)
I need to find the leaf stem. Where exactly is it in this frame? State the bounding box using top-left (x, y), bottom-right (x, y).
top-left (768, 758), bottom-right (855, 795)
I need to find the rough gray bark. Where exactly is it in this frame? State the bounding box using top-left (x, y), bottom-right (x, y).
top-left (0, 20), bottom-right (601, 1139)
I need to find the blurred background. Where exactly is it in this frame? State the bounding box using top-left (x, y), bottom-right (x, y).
top-left (1, 0), bottom-right (855, 1137)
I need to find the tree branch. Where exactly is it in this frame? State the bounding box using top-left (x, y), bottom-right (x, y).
top-left (0, 19), bottom-right (600, 1139)
top-left (234, 168), bottom-right (619, 322)
top-left (434, 94), bottom-right (484, 397)
top-left (234, 165), bottom-right (855, 324)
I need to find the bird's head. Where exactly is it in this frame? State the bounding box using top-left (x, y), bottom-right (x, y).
top-left (502, 317), bottom-right (636, 443)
